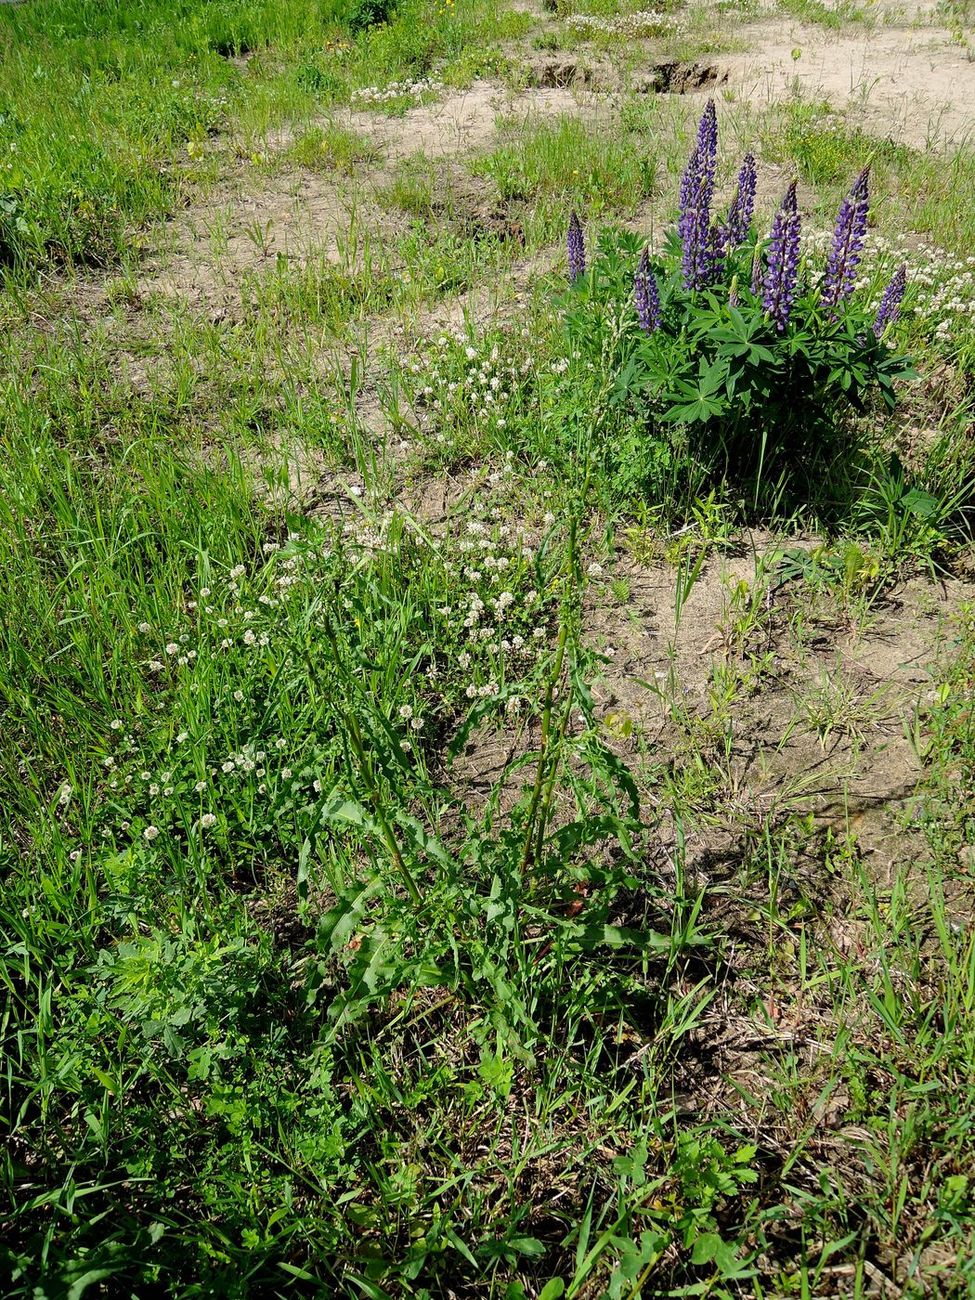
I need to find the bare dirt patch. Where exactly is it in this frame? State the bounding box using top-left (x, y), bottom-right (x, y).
top-left (343, 81), bottom-right (588, 162)
top-left (721, 12), bottom-right (975, 148)
top-left (585, 543), bottom-right (975, 874)
top-left (137, 165), bottom-right (379, 319)
top-left (131, 83), bottom-right (584, 319)
top-left (638, 59), bottom-right (727, 95)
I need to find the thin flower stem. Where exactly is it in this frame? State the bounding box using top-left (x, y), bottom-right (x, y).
top-left (521, 513), bottom-right (578, 875)
top-left (310, 619), bottom-right (423, 907)
top-left (520, 618), bottom-right (569, 876)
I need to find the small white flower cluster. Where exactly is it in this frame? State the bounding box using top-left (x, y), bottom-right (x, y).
top-left (441, 514), bottom-right (551, 703)
top-left (565, 9), bottom-right (681, 37)
top-left (803, 227), bottom-right (975, 345)
top-left (401, 329), bottom-right (535, 452)
top-left (66, 512), bottom-right (557, 863)
top-left (351, 78), bottom-right (444, 107)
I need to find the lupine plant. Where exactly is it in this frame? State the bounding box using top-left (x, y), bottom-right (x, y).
top-left (561, 101), bottom-right (916, 511)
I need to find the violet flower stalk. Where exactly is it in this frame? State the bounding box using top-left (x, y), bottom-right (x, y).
top-left (872, 264), bottom-right (907, 337)
top-left (696, 98), bottom-right (718, 210)
top-left (761, 181), bottom-right (802, 332)
top-left (567, 210), bottom-right (586, 282)
top-left (634, 248), bottom-right (662, 333)
top-left (678, 100), bottom-right (723, 291)
top-left (821, 166), bottom-right (870, 311)
top-left (722, 152), bottom-right (757, 249)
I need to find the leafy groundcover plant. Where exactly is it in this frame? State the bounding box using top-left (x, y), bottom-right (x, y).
top-left (563, 101), bottom-right (916, 514)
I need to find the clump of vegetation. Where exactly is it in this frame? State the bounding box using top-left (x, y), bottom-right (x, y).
top-left (562, 100), bottom-right (915, 513)
top-left (344, 0), bottom-right (398, 32)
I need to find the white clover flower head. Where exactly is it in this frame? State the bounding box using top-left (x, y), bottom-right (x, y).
top-left (201, 813), bottom-right (217, 829)
top-left (143, 825), bottom-right (160, 841)
top-left (110, 719), bottom-right (123, 731)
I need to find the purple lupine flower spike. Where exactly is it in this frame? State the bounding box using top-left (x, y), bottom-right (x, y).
top-left (762, 180), bottom-right (802, 332)
top-left (723, 152), bottom-right (757, 248)
top-left (634, 248), bottom-right (662, 333)
top-left (678, 148), bottom-right (704, 292)
top-left (872, 264), bottom-right (907, 337)
top-left (696, 99), bottom-right (718, 209)
top-left (822, 166), bottom-right (870, 311)
top-left (567, 211), bottom-right (586, 282)
top-left (678, 147), bottom-right (701, 241)
top-left (678, 102), bottom-right (724, 292)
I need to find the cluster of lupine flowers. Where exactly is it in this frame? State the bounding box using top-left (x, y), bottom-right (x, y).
top-left (567, 100), bottom-right (909, 339)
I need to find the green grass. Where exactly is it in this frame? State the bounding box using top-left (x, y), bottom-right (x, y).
top-left (0, 0), bottom-right (527, 271)
top-left (5, 0), bottom-right (975, 1294)
top-left (764, 100), bottom-right (975, 251)
top-left (283, 124), bottom-right (383, 173)
top-left (469, 105), bottom-right (662, 245)
top-left (775, 0), bottom-right (874, 28)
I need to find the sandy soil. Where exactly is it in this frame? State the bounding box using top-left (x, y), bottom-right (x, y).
top-left (721, 12), bottom-right (975, 148)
